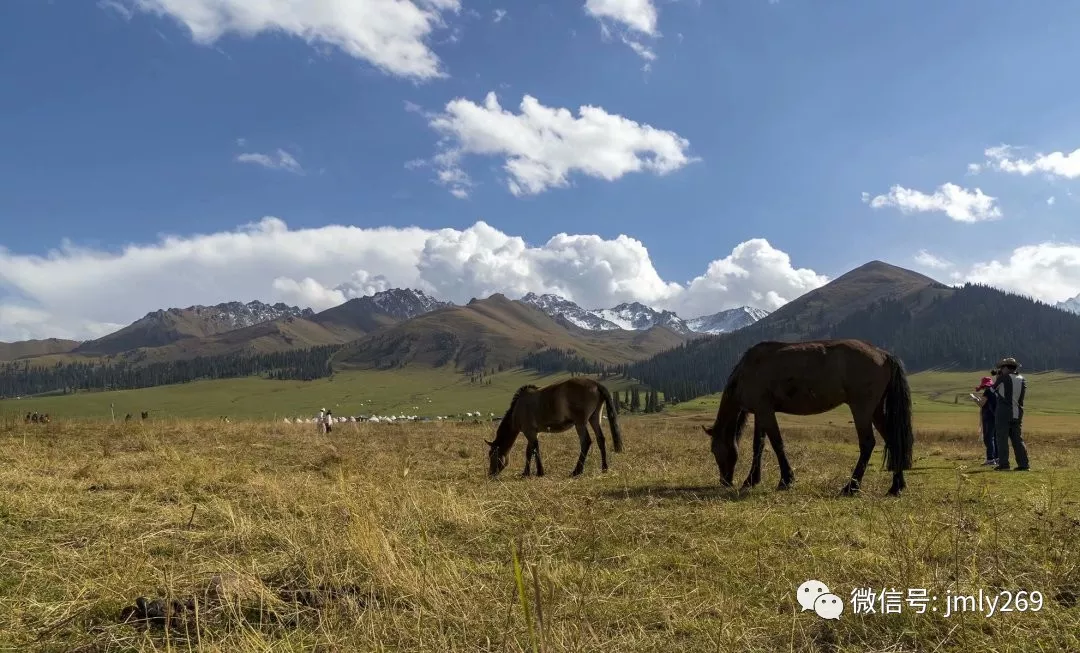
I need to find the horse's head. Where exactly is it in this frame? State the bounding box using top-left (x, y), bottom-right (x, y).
top-left (486, 438), bottom-right (508, 477)
top-left (702, 412), bottom-right (744, 488)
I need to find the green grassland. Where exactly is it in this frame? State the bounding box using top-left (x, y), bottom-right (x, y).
top-left (2, 416), bottom-right (1078, 651)
top-left (0, 368), bottom-right (645, 421)
top-left (6, 368), bottom-right (1080, 431)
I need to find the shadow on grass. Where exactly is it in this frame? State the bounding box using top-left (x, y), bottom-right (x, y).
top-left (601, 484), bottom-right (749, 502)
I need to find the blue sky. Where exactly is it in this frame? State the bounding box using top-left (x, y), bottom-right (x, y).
top-left (2, 0), bottom-right (1080, 340)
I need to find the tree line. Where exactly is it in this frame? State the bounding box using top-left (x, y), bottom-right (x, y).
top-left (0, 344), bottom-right (343, 397)
top-left (624, 282), bottom-right (1080, 401)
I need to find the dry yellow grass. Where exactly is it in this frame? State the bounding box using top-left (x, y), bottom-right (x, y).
top-left (2, 414), bottom-right (1078, 652)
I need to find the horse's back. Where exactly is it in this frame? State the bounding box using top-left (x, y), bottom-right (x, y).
top-left (737, 338), bottom-right (894, 411)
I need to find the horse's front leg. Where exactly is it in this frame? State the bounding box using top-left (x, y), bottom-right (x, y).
top-left (741, 423), bottom-right (766, 490)
top-left (522, 432), bottom-right (542, 477)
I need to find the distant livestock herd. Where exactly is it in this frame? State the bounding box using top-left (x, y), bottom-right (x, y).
top-left (282, 411), bottom-right (499, 425)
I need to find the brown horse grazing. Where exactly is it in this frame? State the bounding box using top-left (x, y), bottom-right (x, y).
top-left (703, 338), bottom-right (914, 497)
top-left (487, 377), bottom-right (623, 478)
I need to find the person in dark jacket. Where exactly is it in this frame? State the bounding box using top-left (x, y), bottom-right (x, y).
top-left (992, 357), bottom-right (1029, 471)
top-left (972, 374), bottom-right (997, 465)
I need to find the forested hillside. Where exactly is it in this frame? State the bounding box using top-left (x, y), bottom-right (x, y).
top-left (625, 282), bottom-right (1080, 402)
top-left (0, 345), bottom-right (342, 397)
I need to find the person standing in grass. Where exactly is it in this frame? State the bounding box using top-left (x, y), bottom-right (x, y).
top-left (972, 373), bottom-right (998, 466)
top-left (992, 357), bottom-right (1030, 471)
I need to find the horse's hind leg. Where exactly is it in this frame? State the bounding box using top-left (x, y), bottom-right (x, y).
top-left (741, 422), bottom-right (766, 489)
top-left (841, 404), bottom-right (876, 496)
top-left (571, 422), bottom-right (593, 477)
top-left (589, 410), bottom-right (609, 472)
top-left (872, 404), bottom-right (904, 496)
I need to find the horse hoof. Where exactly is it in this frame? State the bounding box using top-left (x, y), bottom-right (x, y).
top-left (777, 480), bottom-right (793, 491)
top-left (839, 485), bottom-right (859, 496)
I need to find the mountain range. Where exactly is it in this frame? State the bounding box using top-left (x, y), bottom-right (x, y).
top-left (0, 289), bottom-right (767, 366)
top-left (6, 259), bottom-right (1080, 399)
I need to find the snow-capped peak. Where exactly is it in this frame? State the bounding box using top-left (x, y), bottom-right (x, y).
top-left (357, 288), bottom-right (453, 319)
top-left (1056, 294), bottom-right (1080, 315)
top-left (519, 292), bottom-right (623, 330)
top-left (518, 293), bottom-right (768, 335)
top-left (594, 302), bottom-right (691, 334)
top-left (173, 300), bottom-right (315, 329)
top-left (686, 306), bottom-right (771, 335)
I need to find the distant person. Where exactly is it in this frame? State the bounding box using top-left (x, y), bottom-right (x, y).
top-left (324, 409), bottom-right (333, 434)
top-left (971, 373), bottom-right (997, 466)
top-left (992, 357), bottom-right (1029, 471)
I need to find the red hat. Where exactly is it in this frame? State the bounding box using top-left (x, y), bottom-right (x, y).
top-left (977, 376), bottom-right (993, 389)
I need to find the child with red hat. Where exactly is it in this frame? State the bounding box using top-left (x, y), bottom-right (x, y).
top-left (971, 373), bottom-right (997, 465)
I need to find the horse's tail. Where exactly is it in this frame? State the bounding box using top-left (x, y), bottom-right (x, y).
top-left (881, 354), bottom-right (914, 472)
top-left (597, 382), bottom-right (623, 453)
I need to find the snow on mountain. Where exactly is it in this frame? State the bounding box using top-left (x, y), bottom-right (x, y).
top-left (686, 306), bottom-right (771, 334)
top-left (1056, 294), bottom-right (1080, 315)
top-left (194, 300), bottom-right (315, 330)
top-left (518, 294), bottom-right (768, 335)
top-left (358, 288), bottom-right (452, 319)
top-left (594, 302), bottom-right (692, 334)
top-left (519, 293), bottom-right (622, 330)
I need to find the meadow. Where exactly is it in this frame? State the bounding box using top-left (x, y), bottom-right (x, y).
top-left (2, 368), bottom-right (1080, 651)
top-left (8, 367), bottom-right (1080, 427)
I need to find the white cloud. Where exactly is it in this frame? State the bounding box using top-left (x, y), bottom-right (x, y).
top-left (678, 239), bottom-right (829, 318)
top-left (585, 0), bottom-right (658, 35)
top-left (585, 0), bottom-right (659, 62)
top-left (913, 249), bottom-right (953, 270)
top-left (0, 219), bottom-right (824, 341)
top-left (236, 149), bottom-right (304, 174)
top-left (1048, 196), bottom-right (1056, 206)
top-left (961, 242), bottom-right (1080, 304)
top-left (118, 0), bottom-right (461, 80)
top-left (493, 8), bottom-right (506, 22)
top-left (862, 183), bottom-right (1002, 223)
top-left (420, 91), bottom-right (696, 197)
top-left (981, 144), bottom-right (1080, 179)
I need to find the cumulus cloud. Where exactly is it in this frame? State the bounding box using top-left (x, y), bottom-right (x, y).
top-left (0, 219), bottom-right (825, 341)
top-left (678, 239), bottom-right (829, 318)
top-left (862, 183), bottom-right (1002, 223)
top-left (960, 242), bottom-right (1080, 304)
top-left (420, 92), bottom-right (696, 197)
top-left (235, 149), bottom-right (304, 174)
top-left (979, 144), bottom-right (1080, 179)
top-left (913, 249), bottom-right (953, 270)
top-left (493, 8), bottom-right (506, 22)
top-left (116, 0), bottom-right (461, 80)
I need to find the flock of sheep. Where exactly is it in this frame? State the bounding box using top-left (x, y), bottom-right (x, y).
top-left (282, 410), bottom-right (498, 425)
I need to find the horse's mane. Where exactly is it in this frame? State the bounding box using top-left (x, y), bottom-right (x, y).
top-left (511, 384), bottom-right (539, 403)
top-left (493, 384), bottom-right (539, 448)
top-left (717, 348), bottom-right (756, 442)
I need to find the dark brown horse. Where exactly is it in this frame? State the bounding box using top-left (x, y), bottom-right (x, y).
top-left (703, 338), bottom-right (914, 497)
top-left (487, 377), bottom-right (623, 478)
